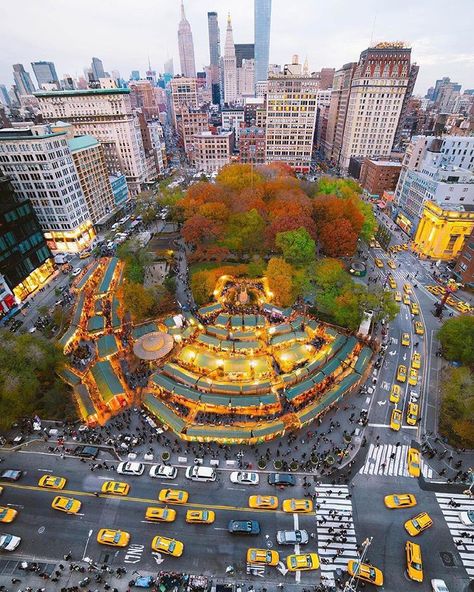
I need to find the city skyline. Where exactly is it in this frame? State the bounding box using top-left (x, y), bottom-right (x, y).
top-left (1, 0), bottom-right (473, 94)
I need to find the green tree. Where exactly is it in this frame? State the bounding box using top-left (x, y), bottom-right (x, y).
top-left (247, 256), bottom-right (266, 278)
top-left (222, 209), bottom-right (265, 254)
top-left (438, 316), bottom-right (474, 365)
top-left (116, 241), bottom-right (152, 284)
top-left (275, 227), bottom-right (316, 266)
top-left (356, 200), bottom-right (377, 241)
top-left (266, 257), bottom-right (296, 306)
top-left (120, 282), bottom-right (158, 322)
top-left (439, 366), bottom-right (474, 447)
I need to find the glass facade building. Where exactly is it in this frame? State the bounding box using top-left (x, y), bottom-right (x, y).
top-left (254, 0), bottom-right (272, 86)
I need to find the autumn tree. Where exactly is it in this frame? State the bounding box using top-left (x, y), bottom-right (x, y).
top-left (121, 282), bottom-right (159, 322)
top-left (318, 218), bottom-right (358, 257)
top-left (182, 215), bottom-right (223, 248)
top-left (222, 209), bottom-right (265, 255)
top-left (266, 257), bottom-right (296, 307)
top-left (216, 163), bottom-right (264, 192)
top-left (276, 227), bottom-right (316, 266)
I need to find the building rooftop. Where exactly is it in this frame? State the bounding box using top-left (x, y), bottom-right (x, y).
top-left (34, 88), bottom-right (130, 97)
top-left (68, 135), bottom-right (99, 152)
top-left (367, 160), bottom-right (402, 167)
top-left (194, 130), bottom-right (233, 138)
top-left (0, 128), bottom-right (66, 141)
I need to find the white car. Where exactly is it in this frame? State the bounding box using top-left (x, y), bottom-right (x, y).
top-left (229, 471), bottom-right (259, 485)
top-left (431, 580), bottom-right (449, 592)
top-left (459, 510), bottom-right (474, 527)
top-left (0, 534), bottom-right (21, 551)
top-left (116, 461), bottom-right (144, 476)
top-left (71, 268), bottom-right (81, 277)
top-left (149, 464), bottom-right (177, 480)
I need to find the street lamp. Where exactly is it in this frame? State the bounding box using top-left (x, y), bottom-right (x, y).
top-left (344, 537), bottom-right (373, 592)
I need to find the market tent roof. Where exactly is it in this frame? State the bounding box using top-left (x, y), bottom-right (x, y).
top-left (163, 316), bottom-right (177, 328)
top-left (97, 334), bottom-right (119, 359)
top-left (230, 315), bottom-right (244, 329)
top-left (76, 261), bottom-right (99, 290)
top-left (186, 425), bottom-right (253, 440)
top-left (194, 350), bottom-right (221, 372)
top-left (353, 346), bottom-right (372, 375)
top-left (97, 257), bottom-right (119, 295)
top-left (286, 378), bottom-right (315, 401)
top-left (274, 343), bottom-right (313, 369)
top-left (198, 302), bottom-right (223, 316)
top-left (91, 360), bottom-right (125, 403)
top-left (163, 363), bottom-right (199, 386)
top-left (132, 322), bottom-right (158, 340)
top-left (324, 326), bottom-right (339, 338)
top-left (305, 319), bottom-right (320, 333)
top-left (111, 297), bottom-right (121, 329)
top-left (200, 392), bottom-right (231, 406)
top-left (232, 340), bottom-right (261, 351)
top-left (215, 313), bottom-right (230, 327)
top-left (206, 326), bottom-right (228, 339)
top-left (297, 374), bottom-right (360, 425)
top-left (335, 336), bottom-right (358, 363)
top-left (87, 315), bottom-right (105, 333)
top-left (321, 357), bottom-right (342, 377)
top-left (58, 325), bottom-right (77, 349)
top-left (311, 372), bottom-right (325, 386)
top-left (58, 367), bottom-right (81, 386)
top-left (223, 357), bottom-right (249, 374)
top-left (231, 329), bottom-right (258, 341)
top-left (151, 373), bottom-right (179, 393)
top-left (197, 334), bottom-right (221, 348)
top-left (269, 323), bottom-right (292, 337)
top-left (291, 316), bottom-right (305, 331)
top-left (199, 379), bottom-right (242, 394)
top-left (262, 303), bottom-right (291, 318)
top-left (331, 334), bottom-right (348, 355)
top-left (251, 421), bottom-right (286, 438)
top-left (271, 331), bottom-right (307, 347)
top-left (143, 394), bottom-right (186, 434)
top-left (306, 358), bottom-right (325, 375)
top-left (69, 291), bottom-right (86, 329)
top-left (74, 383), bottom-right (96, 419)
top-left (133, 331), bottom-right (174, 361)
top-left (94, 299), bottom-right (103, 314)
top-left (241, 380), bottom-right (272, 393)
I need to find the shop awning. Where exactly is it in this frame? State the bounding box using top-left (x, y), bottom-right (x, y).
top-left (186, 425), bottom-right (253, 440)
top-left (286, 378), bottom-right (315, 401)
top-left (321, 357), bottom-right (341, 377)
top-left (97, 334), bottom-right (119, 359)
top-left (97, 257), bottom-right (119, 295)
top-left (143, 394), bottom-right (186, 434)
top-left (353, 346), bottom-right (372, 374)
top-left (331, 334), bottom-right (348, 355)
top-left (251, 421), bottom-right (285, 438)
top-left (198, 302), bottom-right (223, 316)
top-left (132, 322), bottom-right (158, 339)
top-left (335, 336), bottom-right (357, 363)
top-left (58, 367), bottom-right (81, 386)
top-left (74, 383), bottom-right (96, 419)
top-left (87, 315), bottom-right (105, 333)
top-left (163, 363), bottom-right (199, 386)
top-left (91, 360), bottom-right (125, 404)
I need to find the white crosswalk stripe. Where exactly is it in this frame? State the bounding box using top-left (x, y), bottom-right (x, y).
top-left (359, 443), bottom-right (433, 478)
top-left (435, 492), bottom-right (474, 579)
top-left (315, 484), bottom-right (359, 587)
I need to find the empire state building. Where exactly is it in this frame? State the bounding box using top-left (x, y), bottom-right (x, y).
top-left (177, 0), bottom-right (196, 78)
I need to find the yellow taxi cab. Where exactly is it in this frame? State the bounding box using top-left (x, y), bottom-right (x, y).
top-left (79, 250), bottom-right (92, 259)
top-left (158, 489), bottom-right (188, 504)
top-left (374, 258), bottom-right (384, 268)
top-left (101, 481), bottom-right (130, 496)
top-left (414, 321), bottom-right (424, 335)
top-left (387, 259), bottom-right (397, 270)
top-left (390, 384), bottom-right (401, 404)
top-left (406, 541), bottom-right (423, 582)
top-left (401, 243), bottom-right (408, 250)
top-left (151, 535), bottom-right (184, 557)
top-left (0, 506), bottom-right (17, 523)
top-left (390, 408), bottom-right (402, 432)
top-left (282, 498), bottom-right (313, 513)
top-left (97, 528), bottom-right (130, 547)
top-left (347, 560), bottom-right (384, 586)
top-left (403, 283), bottom-right (412, 294)
top-left (384, 494), bottom-right (417, 509)
top-left (388, 277), bottom-right (397, 289)
top-left (246, 548), bottom-right (280, 566)
top-left (410, 302), bottom-right (419, 315)
top-left (393, 244), bottom-right (402, 252)
top-left (406, 402), bottom-right (419, 426)
top-left (51, 496), bottom-right (82, 515)
top-left (38, 475), bottom-right (66, 490)
top-left (456, 301), bottom-right (471, 313)
top-left (408, 368), bottom-right (418, 386)
top-left (249, 495), bottom-right (278, 510)
top-left (286, 553), bottom-right (320, 572)
top-left (407, 448), bottom-right (421, 478)
top-left (397, 365), bottom-right (407, 383)
top-left (145, 507), bottom-right (176, 523)
top-left (404, 512), bottom-right (433, 536)
top-left (403, 294), bottom-right (411, 305)
top-left (401, 333), bottom-right (410, 346)
top-left (411, 352), bottom-right (421, 369)
top-left (394, 291), bottom-right (402, 302)
top-left (185, 509), bottom-right (215, 524)
top-left (427, 285), bottom-right (441, 294)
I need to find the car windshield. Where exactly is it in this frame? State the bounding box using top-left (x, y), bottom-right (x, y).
top-left (113, 533), bottom-right (121, 543)
top-left (466, 510), bottom-right (474, 523)
top-left (202, 511), bottom-right (208, 520)
top-left (65, 499), bottom-right (73, 510)
top-left (0, 509), bottom-right (6, 518)
top-left (412, 561), bottom-right (422, 570)
top-left (412, 519), bottom-right (420, 529)
top-left (168, 541), bottom-right (176, 552)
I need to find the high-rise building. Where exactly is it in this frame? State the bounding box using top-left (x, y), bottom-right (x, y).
top-left (129, 80), bottom-right (161, 119)
top-left (239, 126), bottom-right (265, 163)
top-left (222, 106), bottom-right (245, 143)
top-left (207, 12), bottom-right (221, 105)
top-left (265, 56), bottom-right (319, 173)
top-left (12, 64), bottom-right (35, 96)
top-left (91, 57), bottom-right (106, 81)
top-left (223, 14), bottom-right (238, 104)
top-left (35, 88), bottom-right (148, 194)
top-left (170, 77), bottom-right (199, 127)
top-left (31, 61), bottom-right (59, 89)
top-left (164, 58), bottom-right (174, 77)
top-left (331, 43), bottom-right (414, 171)
top-left (235, 44), bottom-right (255, 67)
top-left (254, 0), bottom-right (272, 87)
top-left (192, 130), bottom-right (233, 172)
top-left (0, 125), bottom-right (96, 252)
top-left (131, 70), bottom-right (140, 81)
top-left (0, 85), bottom-right (11, 107)
top-left (176, 106), bottom-right (209, 158)
top-left (177, 0), bottom-right (196, 78)
top-left (393, 63), bottom-right (419, 148)
top-left (453, 227), bottom-right (474, 287)
top-left (238, 59), bottom-right (255, 98)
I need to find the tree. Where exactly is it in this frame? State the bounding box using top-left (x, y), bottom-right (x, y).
top-left (266, 257), bottom-right (296, 306)
top-left (116, 241), bottom-right (152, 284)
top-left (439, 366), bottom-right (474, 447)
top-left (333, 287), bottom-right (364, 330)
top-left (222, 209), bottom-right (265, 254)
top-left (120, 282), bottom-right (158, 322)
top-left (318, 218), bottom-right (358, 257)
top-left (182, 215), bottom-right (223, 248)
top-left (216, 163), bottom-right (264, 191)
top-left (438, 316), bottom-right (474, 366)
top-left (276, 227), bottom-right (316, 266)
top-left (247, 256), bottom-right (266, 278)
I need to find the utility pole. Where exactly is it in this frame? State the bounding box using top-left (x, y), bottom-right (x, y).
top-left (344, 537), bottom-right (373, 592)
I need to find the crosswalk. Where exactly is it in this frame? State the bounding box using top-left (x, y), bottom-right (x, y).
top-left (359, 443), bottom-right (433, 478)
top-left (435, 492), bottom-right (474, 580)
top-left (315, 484), bottom-right (359, 586)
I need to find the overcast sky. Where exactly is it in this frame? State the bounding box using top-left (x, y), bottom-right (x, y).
top-left (1, 0), bottom-right (473, 94)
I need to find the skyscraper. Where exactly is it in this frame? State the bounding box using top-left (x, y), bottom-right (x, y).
top-left (31, 61), bottom-right (59, 89)
top-left (12, 64), bottom-right (35, 96)
top-left (223, 14), bottom-right (237, 104)
top-left (164, 58), bottom-right (174, 77)
top-left (177, 0), bottom-right (196, 78)
top-left (254, 0), bottom-right (272, 86)
top-left (91, 57), bottom-right (106, 81)
top-left (207, 11), bottom-right (221, 105)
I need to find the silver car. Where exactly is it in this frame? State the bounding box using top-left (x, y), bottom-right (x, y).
top-left (276, 529), bottom-right (309, 545)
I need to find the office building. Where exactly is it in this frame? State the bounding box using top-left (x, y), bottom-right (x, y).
top-left (0, 85), bottom-right (11, 107)
top-left (222, 106), bottom-right (245, 143)
top-left (170, 77), bottom-right (199, 127)
top-left (0, 175), bottom-right (54, 303)
top-left (129, 80), bottom-right (161, 119)
top-left (265, 56), bottom-right (319, 173)
top-left (178, 0), bottom-right (196, 78)
top-left (453, 227), bottom-right (474, 287)
top-left (34, 88), bottom-right (148, 194)
top-left (176, 106), bottom-right (208, 158)
top-left (31, 61), bottom-right (59, 89)
top-left (131, 70), bottom-right (140, 81)
top-left (0, 125), bottom-right (95, 252)
top-left (254, 0), bottom-right (272, 87)
top-left (207, 12), bottom-right (221, 105)
top-left (393, 63), bottom-right (419, 148)
top-left (359, 159), bottom-right (402, 197)
top-left (192, 130), bottom-right (233, 172)
top-left (244, 96), bottom-right (265, 125)
top-left (163, 58), bottom-right (174, 77)
top-left (223, 15), bottom-right (238, 104)
top-left (235, 44), bottom-right (255, 67)
top-left (110, 174), bottom-right (129, 208)
top-left (239, 126), bottom-right (265, 164)
top-left (12, 64), bottom-right (35, 96)
top-left (91, 57), bottom-right (106, 82)
top-left (318, 68), bottom-right (335, 90)
top-left (238, 59), bottom-right (255, 98)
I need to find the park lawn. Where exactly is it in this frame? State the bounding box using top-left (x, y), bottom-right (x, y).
top-left (190, 261), bottom-right (243, 276)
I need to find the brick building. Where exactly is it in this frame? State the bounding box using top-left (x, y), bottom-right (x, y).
top-left (359, 159), bottom-right (402, 197)
top-left (239, 127), bottom-right (265, 164)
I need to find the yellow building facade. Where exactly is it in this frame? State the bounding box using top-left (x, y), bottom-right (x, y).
top-left (414, 201), bottom-right (474, 261)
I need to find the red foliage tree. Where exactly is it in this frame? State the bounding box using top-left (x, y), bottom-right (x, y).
top-left (318, 218), bottom-right (358, 257)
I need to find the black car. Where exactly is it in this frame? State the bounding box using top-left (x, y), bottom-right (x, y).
top-left (0, 470), bottom-right (23, 482)
top-left (73, 445), bottom-right (99, 459)
top-left (228, 520), bottom-right (260, 535)
top-left (268, 473), bottom-right (296, 487)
